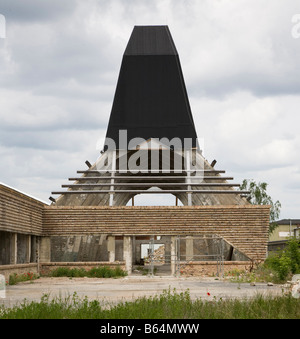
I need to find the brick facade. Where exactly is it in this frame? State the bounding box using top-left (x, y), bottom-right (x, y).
top-left (1, 184), bottom-right (270, 266)
top-left (43, 205), bottom-right (270, 261)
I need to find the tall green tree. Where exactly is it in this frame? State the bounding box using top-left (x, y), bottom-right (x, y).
top-left (240, 179), bottom-right (281, 234)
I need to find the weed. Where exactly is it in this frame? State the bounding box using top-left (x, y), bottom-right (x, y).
top-left (1, 289), bottom-right (299, 319)
top-left (48, 266), bottom-right (127, 279)
top-left (8, 272), bottom-right (39, 285)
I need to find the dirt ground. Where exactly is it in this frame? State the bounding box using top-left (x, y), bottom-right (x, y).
top-left (0, 275), bottom-right (286, 308)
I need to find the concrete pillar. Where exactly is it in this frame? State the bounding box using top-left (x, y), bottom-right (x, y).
top-left (171, 236), bottom-right (177, 276)
top-left (186, 236), bottom-right (194, 261)
top-left (39, 237), bottom-right (51, 262)
top-left (109, 150), bottom-right (116, 206)
top-left (123, 236), bottom-right (132, 274)
top-left (25, 235), bottom-right (31, 263)
top-left (107, 236), bottom-right (115, 262)
top-left (186, 150), bottom-right (192, 206)
top-left (30, 236), bottom-right (37, 263)
top-left (0, 231), bottom-right (11, 265)
top-left (10, 233), bottom-right (17, 265)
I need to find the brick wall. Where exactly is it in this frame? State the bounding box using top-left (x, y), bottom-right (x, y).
top-left (0, 184), bottom-right (45, 235)
top-left (43, 205), bottom-right (270, 261)
top-left (0, 185), bottom-right (270, 263)
top-left (180, 261), bottom-right (253, 277)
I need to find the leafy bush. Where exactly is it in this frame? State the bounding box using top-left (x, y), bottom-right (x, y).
top-left (264, 238), bottom-right (300, 282)
top-left (50, 267), bottom-right (86, 278)
top-left (224, 238), bottom-right (300, 284)
top-left (87, 266), bottom-right (127, 278)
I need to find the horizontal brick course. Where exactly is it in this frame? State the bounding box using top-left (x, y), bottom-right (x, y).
top-left (0, 184), bottom-right (45, 235)
top-left (0, 184), bottom-right (270, 262)
top-left (43, 205), bottom-right (270, 261)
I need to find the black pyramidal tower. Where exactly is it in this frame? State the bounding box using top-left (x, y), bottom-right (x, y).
top-left (52, 25), bottom-right (250, 207)
top-left (105, 26), bottom-right (198, 148)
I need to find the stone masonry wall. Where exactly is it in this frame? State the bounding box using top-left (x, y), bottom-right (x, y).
top-left (43, 205), bottom-right (270, 261)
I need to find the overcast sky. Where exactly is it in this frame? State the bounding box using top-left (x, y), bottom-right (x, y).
top-left (0, 0), bottom-right (299, 218)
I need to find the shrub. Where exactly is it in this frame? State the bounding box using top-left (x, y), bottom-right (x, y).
top-left (50, 267), bottom-right (86, 278)
top-left (87, 266), bottom-right (127, 278)
top-left (49, 266), bottom-right (127, 278)
top-left (264, 238), bottom-right (300, 282)
top-left (8, 272), bottom-right (39, 285)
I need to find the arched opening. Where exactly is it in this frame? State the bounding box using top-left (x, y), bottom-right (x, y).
top-left (127, 194), bottom-right (183, 206)
top-left (125, 187), bottom-right (184, 206)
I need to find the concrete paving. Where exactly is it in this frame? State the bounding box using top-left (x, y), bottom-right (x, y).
top-left (0, 275), bottom-right (286, 308)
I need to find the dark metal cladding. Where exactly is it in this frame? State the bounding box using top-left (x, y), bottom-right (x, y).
top-left (105, 25), bottom-right (198, 149)
top-left (124, 25), bottom-right (178, 55)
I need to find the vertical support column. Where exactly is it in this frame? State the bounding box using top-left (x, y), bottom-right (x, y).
top-left (10, 233), bottom-right (17, 265)
top-left (186, 150), bottom-right (192, 206)
top-left (25, 235), bottom-right (31, 263)
top-left (123, 236), bottom-right (132, 275)
top-left (31, 236), bottom-right (37, 263)
top-left (39, 237), bottom-right (51, 263)
top-left (170, 236), bottom-right (177, 276)
top-left (107, 236), bottom-right (115, 262)
top-left (186, 236), bottom-right (194, 261)
top-left (109, 150), bottom-right (116, 207)
top-left (132, 236), bottom-right (136, 264)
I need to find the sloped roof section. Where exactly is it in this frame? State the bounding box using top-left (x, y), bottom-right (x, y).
top-left (105, 25), bottom-right (198, 149)
top-left (124, 25), bottom-right (178, 55)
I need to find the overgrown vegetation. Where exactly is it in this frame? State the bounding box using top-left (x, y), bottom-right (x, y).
top-left (225, 238), bottom-right (300, 284)
top-left (8, 272), bottom-right (39, 285)
top-left (5, 266), bottom-right (127, 286)
top-left (49, 265), bottom-right (127, 278)
top-left (264, 238), bottom-right (300, 282)
top-left (1, 289), bottom-right (299, 319)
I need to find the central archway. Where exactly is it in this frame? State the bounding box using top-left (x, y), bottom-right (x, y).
top-left (125, 190), bottom-right (184, 206)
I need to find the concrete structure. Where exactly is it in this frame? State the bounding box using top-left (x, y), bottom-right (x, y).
top-left (0, 26), bottom-right (270, 278)
top-left (0, 182), bottom-right (270, 278)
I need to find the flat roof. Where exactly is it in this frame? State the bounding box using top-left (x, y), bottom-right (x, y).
top-left (276, 219), bottom-right (300, 225)
top-left (0, 181), bottom-right (49, 205)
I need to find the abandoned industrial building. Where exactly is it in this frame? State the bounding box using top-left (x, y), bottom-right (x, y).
top-left (0, 26), bottom-right (270, 279)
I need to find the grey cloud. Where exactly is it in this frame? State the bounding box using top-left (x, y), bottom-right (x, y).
top-left (0, 0), bottom-right (76, 22)
top-left (0, 0), bottom-right (299, 214)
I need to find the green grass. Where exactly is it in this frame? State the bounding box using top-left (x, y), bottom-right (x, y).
top-left (1, 289), bottom-right (299, 319)
top-left (5, 266), bottom-right (127, 286)
top-left (49, 265), bottom-right (127, 278)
